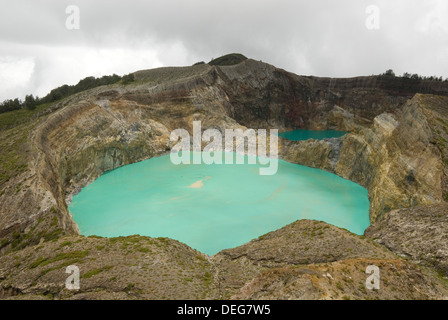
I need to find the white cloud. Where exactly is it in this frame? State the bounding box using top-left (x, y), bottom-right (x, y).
top-left (0, 56), bottom-right (35, 100)
top-left (414, 0), bottom-right (448, 35)
top-left (0, 0), bottom-right (447, 101)
top-left (0, 43), bottom-right (164, 101)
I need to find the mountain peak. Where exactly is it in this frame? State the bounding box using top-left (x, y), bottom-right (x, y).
top-left (208, 53), bottom-right (248, 66)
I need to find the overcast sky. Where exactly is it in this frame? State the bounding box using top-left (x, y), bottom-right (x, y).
top-left (0, 0), bottom-right (447, 101)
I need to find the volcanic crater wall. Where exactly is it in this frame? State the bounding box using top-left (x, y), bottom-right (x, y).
top-left (1, 59), bottom-right (448, 250)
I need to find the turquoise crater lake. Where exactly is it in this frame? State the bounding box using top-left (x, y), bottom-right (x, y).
top-left (69, 152), bottom-right (370, 256)
top-left (278, 129), bottom-right (347, 141)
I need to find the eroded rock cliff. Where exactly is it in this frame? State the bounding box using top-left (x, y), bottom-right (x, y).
top-left (282, 94), bottom-right (445, 221)
top-left (1, 57), bottom-right (448, 299)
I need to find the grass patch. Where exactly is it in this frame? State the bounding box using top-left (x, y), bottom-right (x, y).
top-left (0, 103), bottom-right (54, 131)
top-left (88, 235), bottom-right (103, 239)
top-left (136, 246), bottom-right (151, 253)
top-left (209, 53), bottom-right (248, 66)
top-left (336, 281), bottom-right (344, 291)
top-left (39, 259), bottom-right (82, 278)
top-left (125, 283), bottom-right (136, 291)
top-left (82, 266), bottom-right (113, 279)
top-left (59, 241), bottom-right (73, 248)
top-left (30, 250), bottom-right (89, 269)
top-left (0, 238), bottom-right (9, 249)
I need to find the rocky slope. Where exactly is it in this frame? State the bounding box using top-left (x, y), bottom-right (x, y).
top-left (366, 204), bottom-right (448, 277)
top-left (1, 57), bottom-right (448, 299)
top-left (1, 220), bottom-right (447, 300)
top-left (282, 94), bottom-right (446, 221)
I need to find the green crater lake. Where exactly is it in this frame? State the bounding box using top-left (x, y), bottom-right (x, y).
top-left (278, 129), bottom-right (347, 141)
top-left (69, 152), bottom-right (370, 256)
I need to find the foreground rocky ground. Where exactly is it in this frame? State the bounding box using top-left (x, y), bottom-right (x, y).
top-left (1, 219), bottom-right (447, 300)
top-left (1, 57), bottom-right (448, 299)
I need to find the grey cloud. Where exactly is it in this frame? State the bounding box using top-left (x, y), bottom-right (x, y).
top-left (0, 0), bottom-right (447, 101)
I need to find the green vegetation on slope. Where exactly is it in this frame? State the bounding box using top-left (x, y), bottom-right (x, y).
top-left (0, 100), bottom-right (62, 186)
top-left (0, 73), bottom-right (135, 115)
top-left (383, 69), bottom-right (447, 82)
